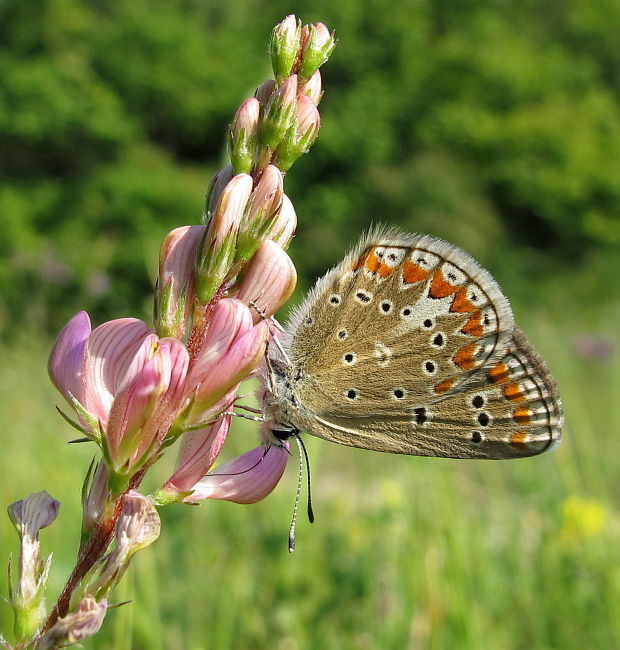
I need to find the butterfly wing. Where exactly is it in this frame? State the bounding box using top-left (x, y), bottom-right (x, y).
top-left (281, 227), bottom-right (562, 459)
top-left (298, 329), bottom-right (562, 459)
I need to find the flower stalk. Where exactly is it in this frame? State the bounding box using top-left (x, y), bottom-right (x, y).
top-left (3, 14), bottom-right (335, 649)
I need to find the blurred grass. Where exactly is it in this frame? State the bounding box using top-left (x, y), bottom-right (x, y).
top-left (0, 304), bottom-right (618, 649)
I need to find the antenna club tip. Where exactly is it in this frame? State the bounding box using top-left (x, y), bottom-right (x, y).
top-left (288, 537), bottom-right (295, 552)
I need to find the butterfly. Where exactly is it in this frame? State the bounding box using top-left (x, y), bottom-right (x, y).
top-left (261, 226), bottom-right (563, 460)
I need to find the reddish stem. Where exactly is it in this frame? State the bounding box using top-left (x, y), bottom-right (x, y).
top-left (42, 469), bottom-right (147, 632)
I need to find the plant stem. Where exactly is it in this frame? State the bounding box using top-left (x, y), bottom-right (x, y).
top-left (41, 468), bottom-right (147, 632)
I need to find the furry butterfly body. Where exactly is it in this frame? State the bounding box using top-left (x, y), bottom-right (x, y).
top-left (262, 227), bottom-right (563, 460)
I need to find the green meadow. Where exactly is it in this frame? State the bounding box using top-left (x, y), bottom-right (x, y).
top-left (2, 0), bottom-right (620, 647)
top-left (1, 306), bottom-right (618, 649)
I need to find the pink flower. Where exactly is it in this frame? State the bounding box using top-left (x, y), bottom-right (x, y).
top-left (184, 298), bottom-right (268, 422)
top-left (165, 414), bottom-right (233, 492)
top-left (49, 312), bottom-right (190, 473)
top-left (237, 240), bottom-right (297, 322)
top-left (187, 443), bottom-right (290, 504)
top-left (169, 437), bottom-right (290, 505)
top-left (155, 225), bottom-right (205, 339)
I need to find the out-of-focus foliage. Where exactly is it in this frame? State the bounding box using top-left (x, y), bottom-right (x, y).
top-left (1, 0), bottom-right (619, 336)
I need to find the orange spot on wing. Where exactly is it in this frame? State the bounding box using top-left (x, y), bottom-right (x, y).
top-left (510, 431), bottom-right (528, 447)
top-left (352, 250), bottom-right (369, 271)
top-left (402, 259), bottom-right (429, 284)
top-left (429, 270), bottom-right (458, 299)
top-left (461, 311), bottom-right (483, 337)
top-left (453, 343), bottom-right (478, 370)
top-left (503, 381), bottom-right (525, 402)
top-left (488, 362), bottom-right (510, 384)
top-left (365, 250), bottom-right (380, 274)
top-left (434, 377), bottom-right (455, 394)
top-left (449, 286), bottom-right (475, 313)
top-left (378, 263), bottom-right (395, 278)
top-left (513, 407), bottom-right (532, 424)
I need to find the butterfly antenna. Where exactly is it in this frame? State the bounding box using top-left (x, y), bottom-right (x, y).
top-left (297, 434), bottom-right (315, 524)
top-left (288, 435), bottom-right (315, 553)
top-left (288, 435), bottom-right (304, 553)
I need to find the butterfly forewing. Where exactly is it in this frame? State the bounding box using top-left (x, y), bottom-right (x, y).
top-left (288, 228), bottom-right (513, 412)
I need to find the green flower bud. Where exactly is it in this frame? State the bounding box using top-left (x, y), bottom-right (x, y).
top-left (269, 15), bottom-right (301, 84)
top-left (259, 75), bottom-right (298, 150)
top-left (298, 23), bottom-right (337, 82)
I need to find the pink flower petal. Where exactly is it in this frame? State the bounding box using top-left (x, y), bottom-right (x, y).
top-left (185, 442), bottom-right (290, 504)
top-left (84, 319), bottom-right (152, 424)
top-left (192, 321), bottom-right (268, 411)
top-left (157, 225), bottom-right (205, 338)
top-left (48, 311), bottom-right (91, 406)
top-left (187, 299), bottom-right (253, 390)
top-left (236, 240), bottom-right (297, 322)
top-left (159, 337), bottom-right (190, 408)
top-left (166, 415), bottom-right (232, 492)
top-left (106, 352), bottom-right (170, 466)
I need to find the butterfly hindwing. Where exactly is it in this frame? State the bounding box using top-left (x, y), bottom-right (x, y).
top-left (294, 329), bottom-right (562, 459)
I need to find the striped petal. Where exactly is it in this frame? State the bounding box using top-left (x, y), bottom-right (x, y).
top-left (184, 442), bottom-right (289, 504)
top-left (48, 311), bottom-right (91, 406)
top-left (166, 415), bottom-right (232, 492)
top-left (84, 319), bottom-right (152, 425)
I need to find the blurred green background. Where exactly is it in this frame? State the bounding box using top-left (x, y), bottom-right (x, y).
top-left (1, 0), bottom-right (619, 648)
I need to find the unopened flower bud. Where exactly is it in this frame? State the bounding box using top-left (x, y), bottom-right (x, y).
top-left (269, 14), bottom-right (301, 83)
top-left (298, 23), bottom-right (336, 81)
top-left (259, 75), bottom-right (298, 150)
top-left (155, 226), bottom-right (205, 339)
top-left (204, 165), bottom-right (233, 223)
top-left (196, 173), bottom-right (252, 304)
top-left (269, 194), bottom-right (297, 249)
top-left (254, 79), bottom-right (276, 107)
top-left (237, 240), bottom-right (297, 322)
top-left (298, 69), bottom-right (323, 104)
top-left (235, 165), bottom-right (284, 265)
top-left (229, 97), bottom-right (260, 174)
top-left (274, 94), bottom-right (321, 171)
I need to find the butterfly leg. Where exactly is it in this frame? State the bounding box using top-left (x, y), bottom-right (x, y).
top-left (248, 299), bottom-right (293, 367)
